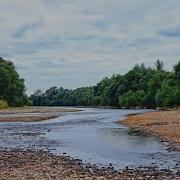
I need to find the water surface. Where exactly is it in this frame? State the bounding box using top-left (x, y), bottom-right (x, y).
top-left (0, 108), bottom-right (179, 170)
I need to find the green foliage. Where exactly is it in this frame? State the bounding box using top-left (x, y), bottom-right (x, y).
top-left (0, 57), bottom-right (27, 107)
top-left (0, 100), bottom-right (9, 109)
top-left (119, 90), bottom-right (146, 108)
top-left (155, 85), bottom-right (180, 108)
top-left (174, 61), bottom-right (180, 84)
top-left (155, 60), bottom-right (164, 71)
top-left (26, 99), bottom-right (33, 106)
top-left (31, 60), bottom-right (180, 109)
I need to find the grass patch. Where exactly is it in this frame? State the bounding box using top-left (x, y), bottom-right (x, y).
top-left (0, 100), bottom-right (9, 109)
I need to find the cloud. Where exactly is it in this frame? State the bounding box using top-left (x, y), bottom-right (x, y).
top-left (13, 20), bottom-right (43, 38)
top-left (0, 0), bottom-right (180, 94)
top-left (159, 26), bottom-right (180, 38)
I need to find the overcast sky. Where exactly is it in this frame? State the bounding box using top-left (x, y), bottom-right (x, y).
top-left (0, 0), bottom-right (180, 94)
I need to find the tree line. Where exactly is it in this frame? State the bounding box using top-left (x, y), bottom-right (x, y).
top-left (31, 60), bottom-right (180, 109)
top-left (0, 57), bottom-right (30, 107)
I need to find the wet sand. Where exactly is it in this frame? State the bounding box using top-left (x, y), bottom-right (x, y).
top-left (0, 149), bottom-right (179, 180)
top-left (121, 110), bottom-right (180, 151)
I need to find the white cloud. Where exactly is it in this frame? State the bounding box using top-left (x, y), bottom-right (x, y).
top-left (0, 0), bottom-right (180, 94)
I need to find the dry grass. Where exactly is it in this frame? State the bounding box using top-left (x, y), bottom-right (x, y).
top-left (121, 111), bottom-right (180, 151)
top-left (0, 100), bottom-right (8, 109)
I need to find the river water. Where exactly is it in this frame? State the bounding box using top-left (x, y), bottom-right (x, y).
top-left (0, 108), bottom-right (179, 170)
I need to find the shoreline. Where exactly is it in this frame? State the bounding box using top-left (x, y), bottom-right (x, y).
top-left (0, 106), bottom-right (81, 113)
top-left (120, 110), bottom-right (180, 151)
top-left (0, 108), bottom-right (179, 179)
top-left (0, 115), bottom-right (59, 122)
top-left (0, 107), bottom-right (80, 122)
top-left (0, 149), bottom-right (179, 180)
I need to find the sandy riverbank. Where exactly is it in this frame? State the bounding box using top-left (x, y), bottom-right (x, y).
top-left (0, 107), bottom-right (80, 122)
top-left (0, 115), bottom-right (59, 122)
top-left (0, 149), bottom-right (179, 180)
top-left (0, 109), bottom-right (179, 179)
top-left (121, 110), bottom-right (180, 151)
top-left (0, 106), bottom-right (80, 113)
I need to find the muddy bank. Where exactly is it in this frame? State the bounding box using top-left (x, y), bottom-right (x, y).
top-left (121, 111), bottom-right (180, 151)
top-left (0, 149), bottom-right (179, 180)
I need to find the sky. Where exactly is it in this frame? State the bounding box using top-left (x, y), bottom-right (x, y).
top-left (0, 0), bottom-right (180, 94)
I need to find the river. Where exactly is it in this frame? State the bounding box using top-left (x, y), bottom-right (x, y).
top-left (0, 108), bottom-right (179, 170)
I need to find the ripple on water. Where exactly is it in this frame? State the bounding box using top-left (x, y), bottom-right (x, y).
top-left (0, 108), bottom-right (179, 171)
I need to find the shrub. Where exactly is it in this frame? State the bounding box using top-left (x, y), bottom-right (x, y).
top-left (0, 100), bottom-right (9, 109)
top-left (26, 99), bottom-right (33, 106)
top-left (118, 90), bottom-right (146, 108)
top-left (155, 85), bottom-right (180, 108)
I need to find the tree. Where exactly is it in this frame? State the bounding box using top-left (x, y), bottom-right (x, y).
top-left (174, 61), bottom-right (180, 84)
top-left (155, 60), bottom-right (164, 71)
top-left (31, 60), bottom-right (180, 109)
top-left (118, 90), bottom-right (146, 108)
top-left (0, 57), bottom-right (27, 106)
top-left (155, 85), bottom-right (180, 108)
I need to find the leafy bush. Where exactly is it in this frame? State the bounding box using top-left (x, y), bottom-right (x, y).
top-left (118, 90), bottom-right (146, 108)
top-left (155, 85), bottom-right (180, 108)
top-left (0, 57), bottom-right (26, 107)
top-left (0, 100), bottom-right (9, 109)
top-left (26, 99), bottom-right (33, 106)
